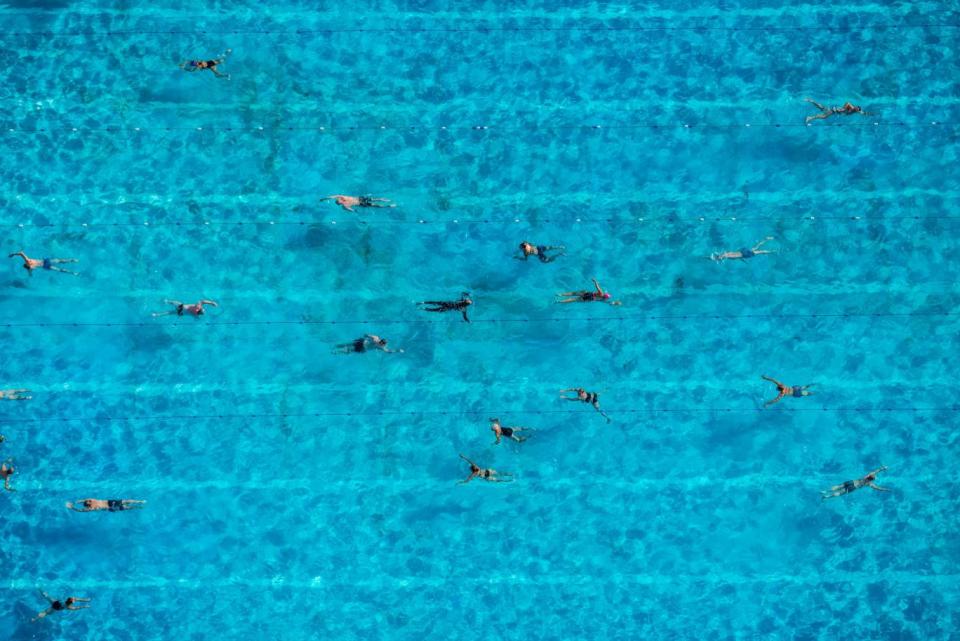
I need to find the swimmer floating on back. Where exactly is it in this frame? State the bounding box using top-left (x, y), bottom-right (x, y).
top-left (804, 98), bottom-right (869, 124)
top-left (66, 498), bottom-right (146, 512)
top-left (417, 292), bottom-right (472, 322)
top-left (0, 389), bottom-right (31, 400)
top-left (560, 387), bottom-right (611, 423)
top-left (32, 590), bottom-right (91, 623)
top-left (821, 466), bottom-right (889, 500)
top-left (8, 251), bottom-right (78, 276)
top-left (711, 237), bottom-right (775, 262)
top-left (334, 334), bottom-right (403, 354)
top-left (152, 299), bottom-right (218, 318)
top-left (179, 49), bottom-right (231, 78)
top-left (762, 375), bottom-right (815, 407)
top-left (516, 241), bottom-right (565, 263)
top-left (321, 195), bottom-right (397, 212)
top-left (490, 417), bottom-right (533, 444)
top-left (458, 453), bottom-right (512, 484)
top-left (556, 278), bottom-right (621, 306)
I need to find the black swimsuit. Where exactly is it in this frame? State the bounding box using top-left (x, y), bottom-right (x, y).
top-left (353, 339), bottom-right (366, 353)
top-left (501, 426), bottom-right (514, 438)
top-left (359, 196), bottom-right (374, 207)
top-left (107, 499), bottom-right (124, 512)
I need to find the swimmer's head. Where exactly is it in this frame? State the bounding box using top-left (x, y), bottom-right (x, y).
top-left (83, 499), bottom-right (94, 508)
top-left (22, 263), bottom-right (30, 270)
top-left (603, 292), bottom-right (611, 299)
top-left (865, 473), bottom-right (875, 481)
top-left (196, 307), bottom-right (205, 315)
top-left (520, 241), bottom-right (532, 250)
top-left (379, 338), bottom-right (388, 346)
top-left (0, 434), bottom-right (4, 443)
top-left (65, 598), bottom-right (75, 606)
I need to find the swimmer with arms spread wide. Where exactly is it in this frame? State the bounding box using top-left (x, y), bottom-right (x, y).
top-left (556, 278), bottom-right (621, 305)
top-left (804, 98), bottom-right (868, 123)
top-left (152, 299), bottom-right (218, 317)
top-left (321, 195), bottom-right (396, 212)
top-left (711, 237), bottom-right (775, 262)
top-left (334, 334), bottom-right (403, 354)
top-left (66, 498), bottom-right (146, 512)
top-left (762, 375), bottom-right (815, 407)
top-left (821, 466), bottom-right (889, 500)
top-left (560, 387), bottom-right (611, 422)
top-left (8, 251), bottom-right (78, 275)
top-left (32, 590), bottom-right (91, 622)
top-left (458, 454), bottom-right (512, 484)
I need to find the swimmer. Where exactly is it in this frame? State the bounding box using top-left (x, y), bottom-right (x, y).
top-left (762, 375), bottom-right (815, 407)
top-left (8, 251), bottom-right (78, 276)
top-left (560, 387), bottom-right (611, 422)
top-left (710, 237), bottom-right (775, 262)
top-left (1, 458), bottom-right (15, 492)
top-left (515, 241), bottom-right (565, 263)
top-left (556, 278), bottom-right (621, 306)
top-left (458, 453), bottom-right (512, 484)
top-left (334, 334), bottom-right (403, 354)
top-left (489, 417), bottom-right (532, 444)
top-left (821, 466), bottom-right (889, 500)
top-left (804, 98), bottom-right (868, 123)
top-left (179, 49), bottom-right (231, 78)
top-left (32, 590), bottom-right (91, 622)
top-left (417, 292), bottom-right (472, 322)
top-left (320, 195), bottom-right (397, 212)
top-left (152, 299), bottom-right (218, 317)
top-left (66, 498), bottom-right (146, 512)
top-left (0, 389), bottom-right (31, 400)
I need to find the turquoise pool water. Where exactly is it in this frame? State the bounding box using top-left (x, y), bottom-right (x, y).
top-left (1, 1), bottom-right (959, 639)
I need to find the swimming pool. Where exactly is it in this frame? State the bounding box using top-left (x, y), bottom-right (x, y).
top-left (1, 1), bottom-right (958, 639)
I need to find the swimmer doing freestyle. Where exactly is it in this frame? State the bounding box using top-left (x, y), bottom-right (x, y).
top-left (417, 292), bottom-right (472, 322)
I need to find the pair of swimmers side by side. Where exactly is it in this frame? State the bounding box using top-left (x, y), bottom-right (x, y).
top-left (32, 590), bottom-right (91, 623)
top-left (179, 49), bottom-right (231, 78)
top-left (334, 334), bottom-right (403, 354)
top-left (710, 237), bottom-right (776, 263)
top-left (8, 251), bottom-right (78, 276)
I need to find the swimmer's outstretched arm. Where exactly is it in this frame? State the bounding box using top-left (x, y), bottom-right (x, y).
top-left (753, 237), bottom-right (774, 251)
top-left (761, 375), bottom-right (783, 387)
top-left (65, 501), bottom-right (92, 512)
top-left (461, 309), bottom-right (470, 323)
top-left (7, 251), bottom-right (28, 262)
top-left (67, 601), bottom-right (90, 610)
top-left (867, 482), bottom-right (889, 492)
top-left (804, 98), bottom-right (828, 111)
top-left (38, 589), bottom-right (55, 604)
top-left (198, 300), bottom-right (218, 307)
top-left (592, 278), bottom-right (604, 295)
